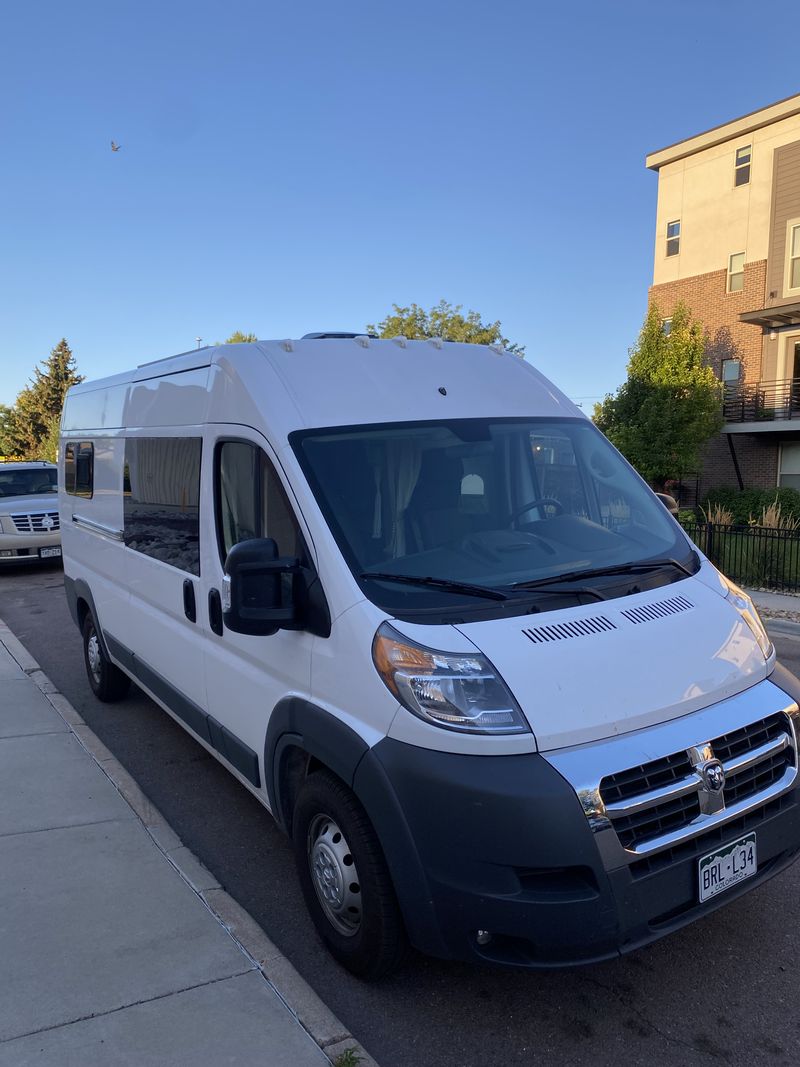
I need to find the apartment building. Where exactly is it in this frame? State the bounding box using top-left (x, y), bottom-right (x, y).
top-left (646, 92), bottom-right (800, 496)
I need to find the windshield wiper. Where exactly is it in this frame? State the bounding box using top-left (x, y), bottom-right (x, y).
top-left (511, 556), bottom-right (695, 591)
top-left (359, 571), bottom-right (509, 601)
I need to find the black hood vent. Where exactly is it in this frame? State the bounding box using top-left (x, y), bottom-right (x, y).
top-left (523, 615), bottom-right (617, 644)
top-left (620, 595), bottom-right (694, 625)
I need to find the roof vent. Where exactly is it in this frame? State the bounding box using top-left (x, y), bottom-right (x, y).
top-left (522, 615), bottom-right (617, 644)
top-left (620, 595), bottom-right (694, 625)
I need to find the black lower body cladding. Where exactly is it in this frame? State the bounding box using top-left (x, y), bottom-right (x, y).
top-left (355, 736), bottom-right (800, 968)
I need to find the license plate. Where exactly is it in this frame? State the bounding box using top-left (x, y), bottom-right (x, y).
top-left (699, 832), bottom-right (757, 902)
top-left (39, 546), bottom-right (62, 558)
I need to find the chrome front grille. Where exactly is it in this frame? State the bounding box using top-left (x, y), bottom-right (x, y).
top-left (599, 712), bottom-right (796, 855)
top-left (10, 511), bottom-right (60, 533)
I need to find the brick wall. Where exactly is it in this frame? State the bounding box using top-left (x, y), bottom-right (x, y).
top-left (697, 433), bottom-right (779, 499)
top-left (648, 259), bottom-right (767, 384)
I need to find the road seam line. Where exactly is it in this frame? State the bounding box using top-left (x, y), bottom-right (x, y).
top-left (0, 969), bottom-right (254, 1045)
top-left (0, 816), bottom-right (130, 840)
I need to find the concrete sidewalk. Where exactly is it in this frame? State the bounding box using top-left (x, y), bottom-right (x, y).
top-left (0, 623), bottom-right (371, 1067)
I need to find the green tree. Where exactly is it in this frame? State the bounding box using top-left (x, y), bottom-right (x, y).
top-left (6, 339), bottom-right (84, 458)
top-left (367, 300), bottom-right (524, 354)
top-left (0, 405), bottom-right (19, 457)
top-left (224, 331), bottom-right (258, 343)
top-left (593, 302), bottom-right (722, 491)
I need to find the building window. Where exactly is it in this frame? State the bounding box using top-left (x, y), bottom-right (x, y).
top-left (64, 442), bottom-right (94, 498)
top-left (666, 220), bottom-right (680, 257)
top-left (123, 437), bottom-right (202, 575)
top-left (734, 145), bottom-right (751, 186)
top-left (662, 318), bottom-right (672, 336)
top-left (788, 222), bottom-right (800, 292)
top-left (728, 252), bottom-right (745, 293)
top-left (721, 359), bottom-right (741, 385)
top-left (779, 442), bottom-right (800, 491)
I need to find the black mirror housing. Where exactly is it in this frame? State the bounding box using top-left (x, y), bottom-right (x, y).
top-left (655, 492), bottom-right (679, 519)
top-left (223, 537), bottom-right (300, 636)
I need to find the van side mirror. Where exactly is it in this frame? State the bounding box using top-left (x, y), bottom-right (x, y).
top-left (222, 537), bottom-right (300, 636)
top-left (655, 492), bottom-right (679, 519)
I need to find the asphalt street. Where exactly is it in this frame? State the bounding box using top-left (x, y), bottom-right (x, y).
top-left (3, 563), bottom-right (800, 1067)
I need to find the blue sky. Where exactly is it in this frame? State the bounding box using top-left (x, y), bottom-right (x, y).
top-left (1, 0), bottom-right (798, 411)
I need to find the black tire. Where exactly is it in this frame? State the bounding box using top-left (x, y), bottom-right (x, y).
top-left (292, 769), bottom-right (407, 978)
top-left (82, 612), bottom-right (130, 702)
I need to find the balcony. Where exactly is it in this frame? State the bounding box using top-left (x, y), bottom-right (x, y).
top-left (723, 378), bottom-right (800, 431)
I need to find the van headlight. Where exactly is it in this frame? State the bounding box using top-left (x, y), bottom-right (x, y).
top-left (723, 578), bottom-right (774, 661)
top-left (372, 622), bottom-right (529, 734)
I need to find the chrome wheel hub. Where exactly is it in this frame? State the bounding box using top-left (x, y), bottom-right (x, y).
top-left (87, 632), bottom-right (102, 683)
top-left (307, 814), bottom-right (362, 936)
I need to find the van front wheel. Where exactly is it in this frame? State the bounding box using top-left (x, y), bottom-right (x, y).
top-left (292, 769), bottom-right (406, 978)
top-left (82, 613), bottom-right (130, 702)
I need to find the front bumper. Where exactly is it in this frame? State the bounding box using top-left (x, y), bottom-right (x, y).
top-left (0, 530), bottom-right (62, 562)
top-left (355, 670), bottom-right (800, 968)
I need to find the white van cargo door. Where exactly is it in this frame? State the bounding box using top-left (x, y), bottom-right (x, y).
top-left (199, 430), bottom-right (313, 793)
top-left (122, 433), bottom-right (208, 718)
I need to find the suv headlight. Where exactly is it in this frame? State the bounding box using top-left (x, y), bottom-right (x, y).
top-left (372, 622), bottom-right (529, 735)
top-left (723, 577), bottom-right (774, 661)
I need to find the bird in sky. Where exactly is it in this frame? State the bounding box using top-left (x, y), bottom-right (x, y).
top-left (111, 141), bottom-right (121, 152)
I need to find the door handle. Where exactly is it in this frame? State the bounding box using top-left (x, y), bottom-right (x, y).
top-left (183, 579), bottom-right (197, 623)
top-left (208, 588), bottom-right (224, 636)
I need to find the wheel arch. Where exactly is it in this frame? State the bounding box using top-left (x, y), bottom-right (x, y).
top-left (265, 698), bottom-right (445, 956)
top-left (64, 575), bottom-right (110, 657)
top-left (265, 697), bottom-right (369, 836)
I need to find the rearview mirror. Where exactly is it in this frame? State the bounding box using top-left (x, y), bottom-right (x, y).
top-left (222, 537), bottom-right (300, 636)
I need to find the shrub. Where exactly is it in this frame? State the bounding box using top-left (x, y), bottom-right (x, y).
top-left (701, 487), bottom-right (800, 526)
top-left (701, 502), bottom-right (734, 525)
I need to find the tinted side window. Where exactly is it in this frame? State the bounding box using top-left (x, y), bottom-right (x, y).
top-left (124, 437), bottom-right (201, 575)
top-left (64, 442), bottom-right (94, 498)
top-left (217, 441), bottom-right (303, 561)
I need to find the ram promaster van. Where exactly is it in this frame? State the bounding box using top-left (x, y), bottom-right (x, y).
top-left (60, 336), bottom-right (800, 977)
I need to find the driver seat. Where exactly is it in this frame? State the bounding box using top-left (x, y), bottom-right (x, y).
top-left (407, 451), bottom-right (466, 551)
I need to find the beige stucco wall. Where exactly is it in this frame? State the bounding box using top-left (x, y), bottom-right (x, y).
top-left (651, 109), bottom-right (800, 287)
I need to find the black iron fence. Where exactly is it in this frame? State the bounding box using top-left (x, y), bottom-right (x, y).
top-left (723, 377), bottom-right (800, 423)
top-left (682, 522), bottom-right (800, 593)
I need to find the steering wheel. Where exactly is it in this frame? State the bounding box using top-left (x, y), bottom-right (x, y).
top-left (510, 497), bottom-right (564, 525)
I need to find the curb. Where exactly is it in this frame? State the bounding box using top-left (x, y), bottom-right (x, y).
top-left (0, 618), bottom-right (379, 1067)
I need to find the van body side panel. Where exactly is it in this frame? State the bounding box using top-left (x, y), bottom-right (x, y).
top-left (60, 434), bottom-right (130, 644)
top-left (199, 426), bottom-right (313, 788)
top-left (122, 425), bottom-right (208, 718)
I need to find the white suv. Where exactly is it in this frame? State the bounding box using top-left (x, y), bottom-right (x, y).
top-left (0, 462), bottom-right (61, 564)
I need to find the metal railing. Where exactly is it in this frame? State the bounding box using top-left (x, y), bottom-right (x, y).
top-left (723, 377), bottom-right (800, 422)
top-left (682, 522), bottom-right (800, 593)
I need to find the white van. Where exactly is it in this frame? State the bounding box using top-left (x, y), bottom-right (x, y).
top-left (59, 336), bottom-right (800, 977)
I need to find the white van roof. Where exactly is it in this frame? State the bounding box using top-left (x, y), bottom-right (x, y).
top-left (63, 338), bottom-right (583, 438)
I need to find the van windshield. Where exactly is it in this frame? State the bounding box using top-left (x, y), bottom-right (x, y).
top-left (292, 418), bottom-right (695, 617)
top-left (0, 468), bottom-right (57, 500)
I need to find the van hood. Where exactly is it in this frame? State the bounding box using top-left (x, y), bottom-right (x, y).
top-left (451, 576), bottom-right (770, 752)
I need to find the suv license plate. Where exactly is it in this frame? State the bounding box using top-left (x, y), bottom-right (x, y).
top-left (699, 832), bottom-right (757, 903)
top-left (39, 546), bottom-right (62, 559)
